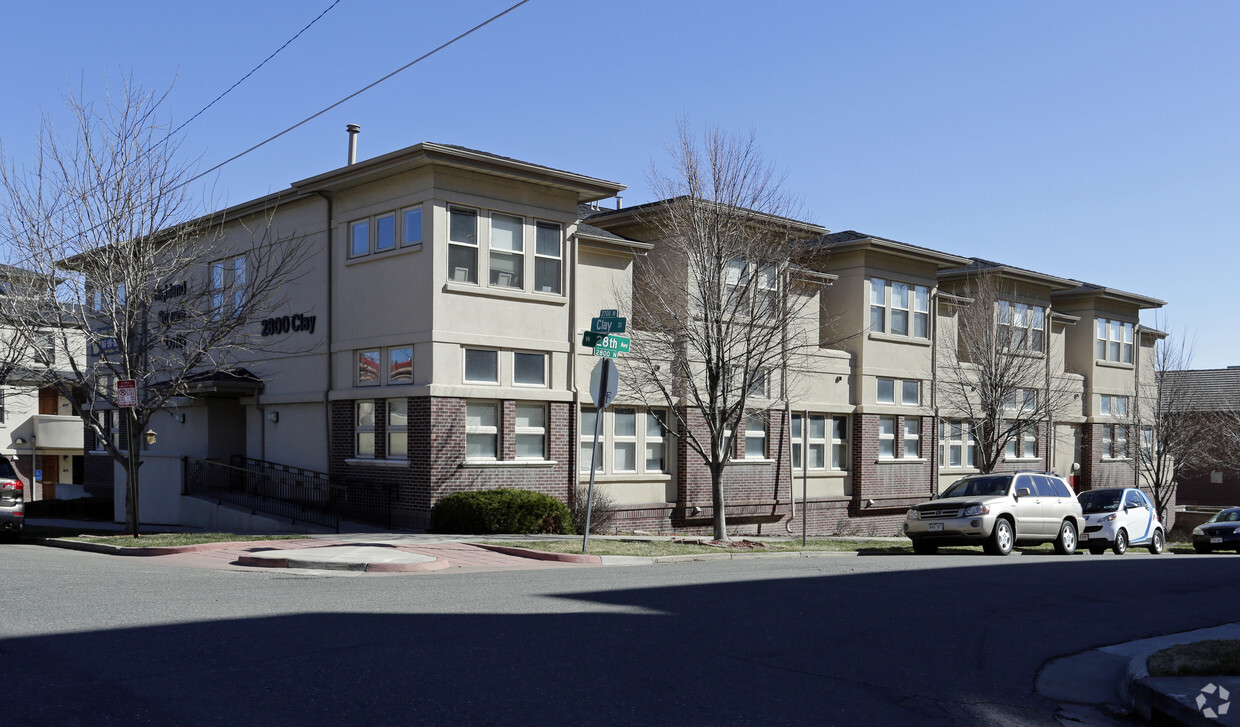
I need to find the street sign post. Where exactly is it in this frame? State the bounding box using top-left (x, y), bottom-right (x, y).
top-left (583, 357), bottom-right (620, 553)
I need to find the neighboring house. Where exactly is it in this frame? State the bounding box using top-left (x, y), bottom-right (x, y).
top-left (1166, 367), bottom-right (1240, 507)
top-left (79, 138), bottom-right (1171, 534)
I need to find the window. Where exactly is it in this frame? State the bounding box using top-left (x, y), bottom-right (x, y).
top-left (448, 207), bottom-right (479, 283)
top-left (747, 369), bottom-right (768, 398)
top-left (464, 349), bottom-right (498, 383)
top-left (355, 400), bottom-right (375, 458)
top-left (878, 378), bottom-right (920, 406)
top-left (357, 349), bottom-right (380, 386)
top-left (830, 416), bottom-right (848, 470)
top-left (36, 333), bottom-right (55, 365)
top-left (1004, 389), bottom-right (1038, 413)
top-left (489, 213), bottom-right (524, 288)
top-left (350, 219), bottom-right (370, 257)
top-left (0, 389), bottom-right (6, 423)
top-left (1100, 394), bottom-right (1128, 417)
top-left (878, 415), bottom-right (896, 459)
top-left (745, 414), bottom-right (767, 458)
top-left (755, 264), bottom-right (778, 315)
top-left (515, 403), bottom-right (546, 459)
top-left (375, 213), bottom-right (396, 252)
top-left (465, 402), bottom-right (498, 459)
top-left (997, 301), bottom-right (1046, 352)
top-left (210, 254), bottom-right (246, 317)
top-left (580, 407), bottom-right (669, 475)
top-left (939, 420), bottom-right (976, 468)
top-left (386, 398), bottom-right (407, 459)
top-left (389, 347), bottom-right (413, 384)
top-left (1096, 318), bottom-right (1134, 363)
top-left (402, 206), bottom-right (423, 247)
top-left (1102, 424), bottom-right (1129, 459)
top-left (613, 408), bottom-right (637, 471)
top-left (1141, 426), bottom-right (1153, 459)
top-left (792, 413), bottom-right (843, 469)
top-left (1005, 425), bottom-right (1038, 459)
top-left (534, 221), bottom-right (562, 294)
top-left (646, 409), bottom-right (668, 472)
top-left (869, 278), bottom-right (930, 338)
top-left (513, 352), bottom-right (546, 387)
top-left (902, 418), bottom-right (920, 458)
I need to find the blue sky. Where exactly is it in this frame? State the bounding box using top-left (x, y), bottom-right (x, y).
top-left (2, 1), bottom-right (1236, 367)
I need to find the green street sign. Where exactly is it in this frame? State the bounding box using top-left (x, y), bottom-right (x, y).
top-left (600, 309), bottom-right (618, 317)
top-left (581, 331), bottom-right (609, 347)
top-left (592, 334), bottom-right (630, 357)
top-left (591, 316), bottom-right (627, 334)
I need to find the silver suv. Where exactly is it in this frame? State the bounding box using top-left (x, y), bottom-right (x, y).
top-left (904, 472), bottom-right (1084, 555)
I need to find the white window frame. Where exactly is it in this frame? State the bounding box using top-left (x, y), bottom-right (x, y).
top-left (357, 349), bottom-right (381, 386)
top-left (1100, 394), bottom-right (1128, 417)
top-left (612, 408), bottom-right (639, 472)
top-left (830, 416), bottom-right (849, 470)
top-left (878, 377), bottom-right (920, 406)
top-left (515, 402), bottom-right (546, 460)
top-left (448, 206), bottom-right (479, 283)
top-left (869, 278), bottom-right (930, 339)
top-left (210, 255), bottom-right (246, 318)
top-left (465, 401), bottom-right (499, 460)
top-left (534, 220), bottom-right (562, 294)
top-left (488, 212), bottom-right (525, 289)
top-left (386, 398), bottom-right (408, 460)
top-left (878, 415), bottom-right (896, 459)
top-left (388, 346), bottom-right (413, 385)
top-left (939, 420), bottom-right (976, 469)
top-left (464, 348), bottom-right (499, 384)
top-left (645, 409), bottom-right (668, 473)
top-left (744, 413), bottom-right (767, 459)
top-left (579, 406), bottom-right (602, 473)
top-left (401, 205), bottom-right (423, 247)
top-left (902, 418), bottom-right (920, 458)
top-left (579, 407), bottom-right (670, 475)
top-left (513, 352), bottom-right (547, 387)
top-left (356, 399), bottom-right (376, 458)
top-left (1005, 425), bottom-right (1038, 460)
top-left (806, 414), bottom-right (827, 469)
top-left (1096, 318), bottom-right (1134, 363)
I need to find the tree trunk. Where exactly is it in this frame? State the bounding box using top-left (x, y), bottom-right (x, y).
top-left (711, 464), bottom-right (729, 541)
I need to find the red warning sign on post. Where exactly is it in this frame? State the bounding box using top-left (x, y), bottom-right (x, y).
top-left (117, 379), bottom-right (137, 408)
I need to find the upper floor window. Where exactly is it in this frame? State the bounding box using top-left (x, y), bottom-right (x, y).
top-left (464, 349), bottom-right (499, 384)
top-left (997, 301), bottom-right (1045, 352)
top-left (1096, 318), bottom-right (1134, 363)
top-left (877, 377), bottom-right (920, 406)
top-left (1003, 389), bottom-right (1038, 413)
top-left (210, 254), bottom-right (246, 318)
top-left (534, 221), bottom-right (562, 294)
top-left (357, 346), bottom-right (413, 386)
top-left (870, 278), bottom-right (929, 338)
top-left (449, 207), bottom-right (479, 283)
top-left (1099, 394), bottom-right (1128, 417)
top-left (352, 206), bottom-right (422, 259)
top-left (513, 352), bottom-right (546, 387)
top-left (489, 213), bottom-right (524, 288)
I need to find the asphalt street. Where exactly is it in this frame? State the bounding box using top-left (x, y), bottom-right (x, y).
top-left (1, 543), bottom-right (1233, 726)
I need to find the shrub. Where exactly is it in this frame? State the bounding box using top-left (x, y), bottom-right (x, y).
top-left (432, 489), bottom-right (574, 535)
top-left (569, 484), bottom-right (618, 535)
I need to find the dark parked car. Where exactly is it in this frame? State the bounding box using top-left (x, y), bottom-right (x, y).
top-left (1193, 507), bottom-right (1240, 554)
top-left (0, 455), bottom-right (24, 537)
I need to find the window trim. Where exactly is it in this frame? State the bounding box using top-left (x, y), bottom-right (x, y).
top-left (355, 399), bottom-right (376, 458)
top-left (514, 402), bottom-right (547, 460)
top-left (448, 206), bottom-right (480, 284)
top-left (869, 278), bottom-right (931, 340)
top-left (513, 351), bottom-right (547, 387)
top-left (579, 406), bottom-right (672, 476)
top-left (463, 348), bottom-right (500, 384)
top-left (465, 400), bottom-right (499, 461)
top-left (488, 211), bottom-right (525, 289)
top-left (386, 398), bottom-right (408, 460)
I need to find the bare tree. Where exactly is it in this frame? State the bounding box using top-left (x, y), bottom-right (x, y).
top-left (0, 78), bottom-right (307, 535)
top-left (621, 124), bottom-right (826, 541)
top-left (1128, 328), bottom-right (1221, 523)
top-left (937, 272), bottom-right (1075, 473)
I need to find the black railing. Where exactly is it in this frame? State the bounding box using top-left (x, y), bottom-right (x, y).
top-left (184, 457), bottom-right (398, 532)
top-left (185, 457), bottom-right (344, 531)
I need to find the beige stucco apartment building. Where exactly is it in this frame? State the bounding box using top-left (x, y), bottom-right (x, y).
top-left (86, 140), bottom-right (1167, 535)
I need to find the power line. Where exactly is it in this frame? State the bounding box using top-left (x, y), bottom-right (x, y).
top-left (167, 0), bottom-right (342, 141)
top-left (183, 0), bottom-right (532, 190)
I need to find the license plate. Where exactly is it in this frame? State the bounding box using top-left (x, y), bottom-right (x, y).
top-left (1211, 537), bottom-right (1224, 544)
top-left (928, 523), bottom-right (944, 532)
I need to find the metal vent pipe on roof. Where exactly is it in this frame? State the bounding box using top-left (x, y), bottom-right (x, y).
top-left (346, 124), bottom-right (360, 165)
top-left (616, 195), bottom-right (623, 209)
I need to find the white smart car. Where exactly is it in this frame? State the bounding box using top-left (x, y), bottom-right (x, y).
top-left (1077, 487), bottom-right (1164, 555)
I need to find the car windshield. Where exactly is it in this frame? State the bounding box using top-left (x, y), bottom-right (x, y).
top-left (1206, 509), bottom-right (1240, 524)
top-left (1078, 490), bottom-right (1122, 514)
top-left (940, 476), bottom-right (1011, 499)
top-left (0, 457), bottom-right (16, 480)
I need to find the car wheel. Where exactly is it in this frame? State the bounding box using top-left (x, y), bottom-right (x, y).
top-left (1194, 543), bottom-right (1211, 554)
top-left (1147, 529), bottom-right (1165, 555)
top-left (1054, 520), bottom-right (1078, 555)
top-left (1088, 544), bottom-right (1106, 555)
top-left (986, 518), bottom-right (1014, 556)
top-left (912, 541), bottom-right (937, 555)
top-left (1111, 529), bottom-right (1128, 555)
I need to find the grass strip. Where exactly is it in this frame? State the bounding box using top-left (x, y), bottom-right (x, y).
top-left (1148, 640), bottom-right (1240, 677)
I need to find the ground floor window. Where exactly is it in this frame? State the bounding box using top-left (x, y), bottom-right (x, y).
top-left (791, 413), bottom-right (849, 470)
top-left (356, 400), bottom-right (375, 457)
top-left (939, 420), bottom-right (976, 468)
top-left (387, 398), bottom-right (407, 459)
top-left (1102, 424), bottom-right (1129, 459)
top-left (465, 401), bottom-right (498, 459)
top-left (515, 403), bottom-right (546, 459)
top-left (580, 406), bottom-right (669, 475)
top-left (1005, 424), bottom-right (1038, 460)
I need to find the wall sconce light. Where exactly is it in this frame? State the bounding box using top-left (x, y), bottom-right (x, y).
top-left (173, 412), bottom-right (185, 423)
top-left (835, 376), bottom-right (843, 383)
top-left (13, 438), bottom-right (24, 446)
top-left (691, 505), bottom-right (703, 515)
top-left (144, 429), bottom-right (157, 446)
top-left (268, 411), bottom-right (279, 423)
top-left (864, 498), bottom-right (876, 508)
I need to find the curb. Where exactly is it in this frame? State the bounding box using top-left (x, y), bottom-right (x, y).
top-left (234, 553), bottom-right (450, 573)
top-left (472, 543), bottom-right (603, 564)
top-left (30, 536), bottom-right (316, 557)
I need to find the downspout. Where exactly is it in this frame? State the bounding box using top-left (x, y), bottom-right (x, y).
top-left (1132, 324), bottom-right (1141, 488)
top-left (1045, 304), bottom-right (1053, 474)
top-left (315, 191), bottom-right (334, 469)
top-left (930, 286), bottom-right (939, 497)
top-left (570, 226), bottom-right (579, 503)
top-left (782, 277), bottom-right (794, 532)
